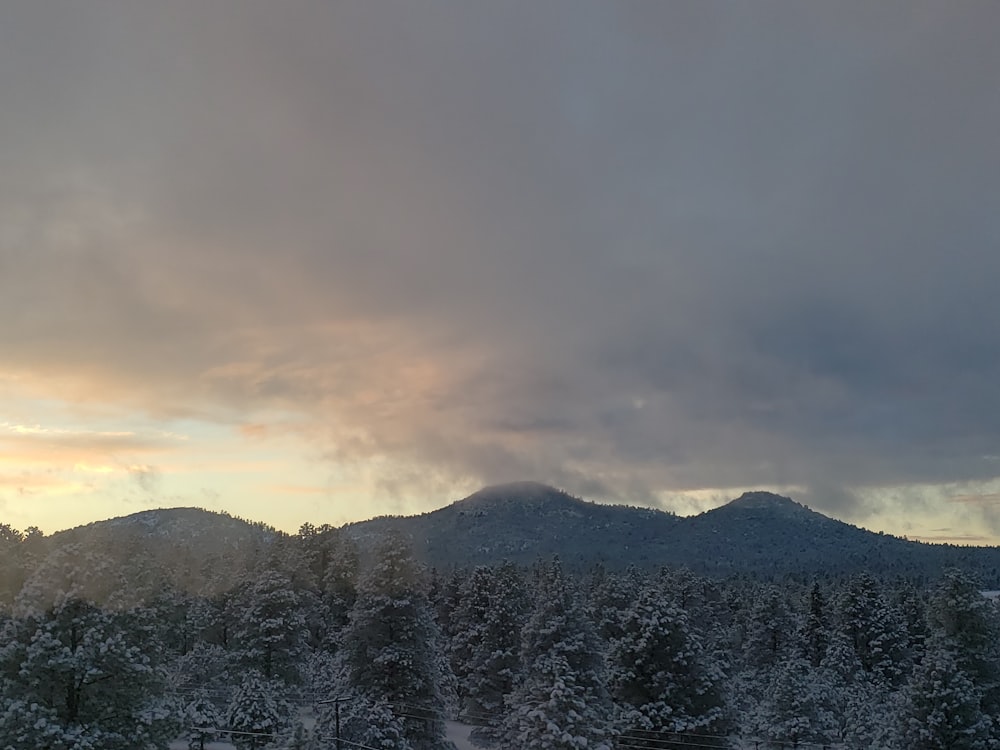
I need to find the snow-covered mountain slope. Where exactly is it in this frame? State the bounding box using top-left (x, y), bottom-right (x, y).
top-left (345, 484), bottom-right (1000, 582)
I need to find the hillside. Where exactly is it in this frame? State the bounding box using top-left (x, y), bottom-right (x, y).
top-left (345, 481), bottom-right (683, 568)
top-left (345, 484), bottom-right (1000, 583)
top-left (8, 485), bottom-right (1000, 601)
top-left (25, 508), bottom-right (278, 604)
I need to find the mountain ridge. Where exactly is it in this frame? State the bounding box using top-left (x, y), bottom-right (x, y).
top-left (12, 483), bottom-right (1000, 587)
top-left (342, 483), bottom-right (1000, 583)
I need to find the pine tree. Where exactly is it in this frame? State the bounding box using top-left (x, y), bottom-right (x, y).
top-left (587, 564), bottom-right (640, 643)
top-left (501, 558), bottom-right (614, 750)
top-left (751, 656), bottom-right (837, 747)
top-left (184, 690), bottom-right (224, 750)
top-left (836, 572), bottom-right (908, 685)
top-left (322, 698), bottom-right (414, 750)
top-left (0, 524), bottom-right (27, 609)
top-left (901, 643), bottom-right (995, 749)
top-left (320, 533), bottom-right (359, 639)
top-left (0, 599), bottom-right (177, 749)
top-left (233, 569), bottom-right (307, 684)
top-left (450, 562), bottom-right (527, 734)
top-left (894, 578), bottom-right (930, 655)
top-left (740, 584), bottom-right (796, 672)
top-left (928, 569), bottom-right (1000, 715)
top-left (815, 614), bottom-right (902, 749)
top-left (0, 697), bottom-right (67, 750)
top-left (341, 535), bottom-right (449, 750)
top-left (608, 586), bottom-right (727, 746)
top-left (227, 670), bottom-right (287, 750)
top-left (169, 641), bottom-right (235, 698)
top-left (800, 582), bottom-right (830, 668)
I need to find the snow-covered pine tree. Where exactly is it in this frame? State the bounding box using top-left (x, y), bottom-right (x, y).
top-left (340, 534), bottom-right (449, 750)
top-left (0, 598), bottom-right (177, 750)
top-left (501, 557), bottom-right (614, 750)
top-left (227, 670), bottom-right (288, 750)
top-left (0, 524), bottom-right (27, 609)
top-left (740, 584), bottom-right (796, 672)
top-left (320, 532), bottom-right (359, 642)
top-left (816, 612), bottom-right (902, 749)
top-left (168, 641), bottom-right (236, 701)
top-left (450, 561), bottom-right (527, 735)
top-left (587, 563), bottom-right (640, 644)
top-left (836, 572), bottom-right (909, 686)
top-left (448, 567), bottom-right (490, 707)
top-left (0, 696), bottom-right (66, 750)
top-left (900, 642), bottom-right (995, 750)
top-left (894, 578), bottom-right (930, 655)
top-left (750, 656), bottom-right (837, 747)
top-left (800, 581), bottom-right (830, 668)
top-left (928, 569), bottom-right (1000, 717)
top-left (184, 690), bottom-right (224, 750)
top-left (318, 697), bottom-right (414, 750)
top-left (233, 568), bottom-right (307, 684)
top-left (608, 585), bottom-right (727, 747)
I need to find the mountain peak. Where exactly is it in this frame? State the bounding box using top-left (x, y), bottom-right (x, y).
top-left (725, 491), bottom-right (805, 512)
top-left (458, 481), bottom-right (578, 507)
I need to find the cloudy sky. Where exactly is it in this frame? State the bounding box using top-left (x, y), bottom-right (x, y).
top-left (2, 1), bottom-right (999, 543)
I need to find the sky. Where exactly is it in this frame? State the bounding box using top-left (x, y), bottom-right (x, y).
top-left (2, 2), bottom-right (999, 544)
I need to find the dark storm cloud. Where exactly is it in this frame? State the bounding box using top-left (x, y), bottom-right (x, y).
top-left (2, 1), bottom-right (999, 516)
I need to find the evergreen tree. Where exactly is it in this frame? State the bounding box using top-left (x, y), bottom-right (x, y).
top-left (227, 670), bottom-right (287, 750)
top-left (320, 533), bottom-right (359, 640)
top-left (184, 690), bottom-right (224, 750)
top-left (501, 558), bottom-right (614, 750)
top-left (0, 524), bottom-right (27, 609)
top-left (341, 535), bottom-right (449, 750)
top-left (0, 599), bottom-right (177, 749)
top-left (928, 569), bottom-right (1000, 715)
top-left (320, 698), bottom-right (414, 750)
top-left (751, 656), bottom-right (837, 747)
top-left (169, 641), bottom-right (235, 699)
top-left (0, 697), bottom-right (67, 750)
top-left (233, 569), bottom-right (307, 684)
top-left (901, 644), bottom-right (995, 750)
top-left (894, 578), bottom-right (930, 655)
top-left (740, 585), bottom-right (796, 671)
top-left (608, 586), bottom-right (727, 745)
top-left (800, 581), bottom-right (830, 668)
top-left (836, 572), bottom-right (908, 685)
top-left (587, 563), bottom-right (640, 643)
top-left (450, 562), bottom-right (527, 734)
top-left (816, 616), bottom-right (902, 749)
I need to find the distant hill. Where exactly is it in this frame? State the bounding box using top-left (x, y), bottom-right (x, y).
top-left (10, 485), bottom-right (1000, 605)
top-left (24, 508), bottom-right (278, 604)
top-left (345, 483), bottom-right (1000, 584)
top-left (344, 481), bottom-right (683, 568)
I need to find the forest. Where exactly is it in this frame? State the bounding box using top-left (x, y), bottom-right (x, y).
top-left (0, 520), bottom-right (997, 750)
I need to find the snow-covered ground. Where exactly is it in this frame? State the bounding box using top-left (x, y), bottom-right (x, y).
top-left (167, 721), bottom-right (482, 750)
top-left (445, 721), bottom-right (482, 750)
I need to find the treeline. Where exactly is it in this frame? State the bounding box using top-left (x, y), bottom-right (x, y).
top-left (0, 521), bottom-right (998, 749)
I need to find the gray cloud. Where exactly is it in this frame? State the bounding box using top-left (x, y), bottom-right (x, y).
top-left (2, 1), bottom-right (999, 521)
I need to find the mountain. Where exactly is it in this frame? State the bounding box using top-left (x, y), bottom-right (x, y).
top-left (27, 508), bottom-right (278, 603)
top-left (344, 481), bottom-right (683, 569)
top-left (53, 506), bottom-right (274, 550)
top-left (345, 484), bottom-right (1000, 584)
top-left (10, 485), bottom-right (1000, 601)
